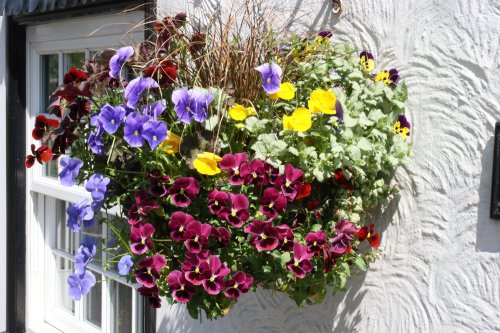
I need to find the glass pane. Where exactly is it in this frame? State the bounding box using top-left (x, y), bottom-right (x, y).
top-left (84, 271), bottom-right (102, 328)
top-left (56, 200), bottom-right (76, 254)
top-left (64, 52), bottom-right (85, 72)
top-left (56, 256), bottom-right (75, 313)
top-left (90, 49), bottom-right (114, 66)
top-left (81, 214), bottom-right (103, 268)
top-left (41, 54), bottom-right (59, 178)
top-left (109, 281), bottom-right (133, 333)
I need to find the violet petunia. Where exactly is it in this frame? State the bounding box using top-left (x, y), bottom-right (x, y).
top-left (134, 254), bottom-right (167, 288)
top-left (99, 104), bottom-right (126, 134)
top-left (167, 177), bottom-right (200, 207)
top-left (123, 111), bottom-right (150, 147)
top-left (167, 270), bottom-right (196, 303)
top-left (74, 237), bottom-right (97, 274)
top-left (224, 271), bottom-right (253, 300)
top-left (255, 62), bottom-right (282, 94)
top-left (66, 199), bottom-right (94, 232)
top-left (200, 255), bottom-right (230, 295)
top-left (142, 120), bottom-right (168, 150)
top-left (109, 46), bottom-right (134, 79)
top-left (58, 156), bottom-right (83, 187)
top-left (118, 255), bottom-right (133, 275)
top-left (85, 173), bottom-right (110, 202)
top-left (286, 242), bottom-right (314, 279)
top-left (124, 77), bottom-right (159, 109)
top-left (67, 270), bottom-right (96, 301)
top-left (244, 220), bottom-right (279, 251)
top-left (130, 223), bottom-right (155, 255)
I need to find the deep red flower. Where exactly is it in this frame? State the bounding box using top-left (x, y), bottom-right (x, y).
top-left (138, 285), bottom-right (162, 308)
top-left (184, 220), bottom-right (212, 253)
top-left (219, 193), bottom-right (249, 227)
top-left (32, 114), bottom-right (59, 140)
top-left (241, 159), bottom-right (267, 185)
top-left (306, 201), bottom-right (319, 210)
top-left (219, 153), bottom-right (248, 185)
top-left (148, 169), bottom-right (170, 197)
top-left (305, 230), bottom-right (328, 256)
top-left (144, 61), bottom-right (177, 87)
top-left (357, 224), bottom-right (380, 248)
top-left (277, 164), bottom-right (304, 201)
top-left (134, 254), bottom-right (167, 288)
top-left (168, 211), bottom-right (196, 242)
top-left (67, 97), bottom-right (91, 121)
top-left (128, 190), bottom-right (159, 225)
top-left (207, 190), bottom-right (229, 215)
top-left (264, 163), bottom-right (280, 185)
top-left (200, 255), bottom-right (231, 295)
top-left (295, 183), bottom-right (311, 200)
top-left (25, 144), bottom-right (53, 168)
top-left (334, 168), bottom-right (354, 191)
top-left (181, 251), bottom-right (210, 286)
top-left (130, 223), bottom-right (155, 255)
top-left (276, 224), bottom-right (294, 251)
top-left (167, 177), bottom-right (200, 207)
top-left (167, 270), bottom-right (196, 303)
top-left (286, 242), bottom-right (314, 279)
top-left (259, 187), bottom-right (287, 219)
top-left (63, 67), bottom-right (89, 84)
top-left (210, 226), bottom-right (231, 247)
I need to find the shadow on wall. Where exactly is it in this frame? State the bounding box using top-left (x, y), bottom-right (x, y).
top-left (476, 136), bottom-right (500, 253)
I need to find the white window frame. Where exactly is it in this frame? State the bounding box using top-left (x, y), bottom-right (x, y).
top-left (25, 11), bottom-right (146, 333)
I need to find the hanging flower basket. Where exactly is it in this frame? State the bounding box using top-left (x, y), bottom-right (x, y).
top-left (27, 8), bottom-right (411, 320)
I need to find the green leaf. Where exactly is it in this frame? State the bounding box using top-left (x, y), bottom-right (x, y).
top-left (280, 252), bottom-right (291, 267)
top-left (310, 224), bottom-right (323, 231)
top-left (343, 113), bottom-right (358, 127)
top-left (354, 257), bottom-right (367, 271)
top-left (262, 265), bottom-right (272, 273)
top-left (357, 137), bottom-right (373, 151)
top-left (204, 114), bottom-right (219, 131)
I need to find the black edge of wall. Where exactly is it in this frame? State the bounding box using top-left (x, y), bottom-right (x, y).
top-left (6, 16), bottom-right (27, 333)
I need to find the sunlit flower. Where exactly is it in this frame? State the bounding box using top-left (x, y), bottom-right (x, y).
top-left (58, 156), bottom-right (83, 187)
top-left (269, 82), bottom-right (295, 100)
top-left (259, 187), bottom-right (287, 219)
top-left (224, 272), bottom-right (253, 299)
top-left (193, 152), bottom-right (222, 175)
top-left (167, 270), bottom-right (196, 302)
top-left (283, 107), bottom-right (312, 132)
top-left (357, 224), bottom-right (381, 248)
top-left (25, 144), bottom-right (53, 168)
top-left (219, 193), bottom-right (249, 227)
top-left (359, 51), bottom-right (374, 72)
top-left (118, 255), bottom-right (133, 275)
top-left (167, 177), bottom-right (200, 207)
top-left (109, 46), bottom-right (134, 79)
top-left (219, 153), bottom-right (248, 185)
top-left (308, 89), bottom-right (337, 114)
top-left (286, 242), bottom-right (314, 278)
top-left (393, 115), bottom-right (411, 139)
top-left (124, 77), bottom-right (159, 109)
top-left (130, 223), bottom-right (155, 255)
top-left (241, 159), bottom-right (267, 185)
top-left (276, 224), bottom-right (294, 251)
top-left (67, 271), bottom-right (96, 301)
top-left (255, 62), bottom-right (282, 94)
top-left (160, 131), bottom-right (181, 154)
top-left (184, 220), bottom-right (212, 253)
top-left (201, 255), bottom-right (231, 295)
top-left (182, 251), bottom-right (210, 285)
top-left (135, 254), bottom-right (167, 288)
top-left (32, 114), bottom-right (59, 140)
top-left (244, 220), bottom-right (279, 251)
top-left (228, 103), bottom-right (256, 121)
top-left (374, 68), bottom-right (400, 86)
top-left (168, 211), bottom-right (196, 242)
top-left (330, 220), bottom-right (358, 256)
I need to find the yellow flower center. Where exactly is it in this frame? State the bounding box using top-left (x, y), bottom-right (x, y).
top-left (111, 119), bottom-right (115, 124)
top-left (234, 169), bottom-right (240, 175)
top-left (233, 283), bottom-right (239, 289)
top-left (261, 233), bottom-right (267, 240)
top-left (209, 277), bottom-right (215, 282)
top-left (134, 130), bottom-right (139, 136)
top-left (231, 209), bottom-right (237, 217)
top-left (194, 236), bottom-right (199, 243)
top-left (180, 188), bottom-right (185, 194)
top-left (252, 172), bottom-right (257, 178)
top-left (147, 268), bottom-right (152, 275)
top-left (284, 237), bottom-right (288, 244)
top-left (294, 260), bottom-right (299, 267)
top-left (179, 226), bottom-right (184, 232)
top-left (153, 135), bottom-right (157, 141)
top-left (214, 200), bottom-right (219, 206)
top-left (195, 268), bottom-right (200, 273)
top-left (313, 241), bottom-right (317, 246)
top-left (285, 181), bottom-right (291, 187)
top-left (266, 78), bottom-right (271, 83)
top-left (180, 286), bottom-right (185, 291)
top-left (268, 203), bottom-right (273, 208)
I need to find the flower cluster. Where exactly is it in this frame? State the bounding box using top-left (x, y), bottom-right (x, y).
top-left (26, 12), bottom-right (410, 320)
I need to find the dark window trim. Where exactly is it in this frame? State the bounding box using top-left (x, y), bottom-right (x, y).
top-left (6, 1), bottom-right (157, 332)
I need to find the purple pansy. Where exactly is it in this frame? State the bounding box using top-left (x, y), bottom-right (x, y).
top-left (123, 111), bottom-right (150, 147)
top-left (148, 170), bottom-right (170, 197)
top-left (244, 220), bottom-right (279, 251)
top-left (168, 211), bottom-right (196, 242)
top-left (318, 31), bottom-right (333, 38)
top-left (224, 271), bottom-right (253, 300)
top-left (142, 120), bottom-right (168, 150)
top-left (201, 255), bottom-right (230, 295)
top-left (58, 156), bottom-right (83, 187)
top-left (118, 255), bottom-right (133, 275)
top-left (74, 237), bottom-right (97, 274)
top-left (130, 223), bottom-right (155, 255)
top-left (211, 226), bottom-right (231, 247)
top-left (134, 254), bottom-right (167, 288)
top-left (167, 177), bottom-right (200, 207)
top-left (219, 193), bottom-right (249, 227)
top-left (67, 270), bottom-right (96, 301)
top-left (141, 100), bottom-right (166, 119)
top-left (330, 220), bottom-right (358, 256)
top-left (184, 220), bottom-right (212, 253)
top-left (286, 242), bottom-right (314, 278)
top-left (219, 153), bottom-right (248, 185)
top-left (66, 199), bottom-right (94, 232)
top-left (259, 187), bottom-right (287, 219)
top-left (124, 77), bottom-right (159, 109)
top-left (85, 173), bottom-right (110, 202)
top-left (99, 104), bottom-right (126, 134)
top-left (109, 46), bottom-right (134, 79)
top-left (167, 270), bottom-right (196, 303)
top-left (277, 164), bottom-right (304, 201)
top-left (171, 87), bottom-right (214, 124)
top-left (255, 62), bottom-right (282, 94)
top-left (305, 230), bottom-right (328, 256)
top-left (88, 126), bottom-right (105, 155)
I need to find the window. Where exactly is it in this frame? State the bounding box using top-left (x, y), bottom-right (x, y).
top-left (26, 12), bottom-right (146, 333)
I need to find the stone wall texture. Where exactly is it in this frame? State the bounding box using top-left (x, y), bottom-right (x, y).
top-left (155, 1), bottom-right (500, 332)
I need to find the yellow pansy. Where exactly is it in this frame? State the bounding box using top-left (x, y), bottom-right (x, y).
top-left (269, 82), bottom-right (296, 100)
top-left (193, 152), bottom-right (222, 175)
top-left (307, 89), bottom-right (336, 114)
top-left (228, 103), bottom-right (256, 121)
top-left (160, 131), bottom-right (181, 154)
top-left (283, 107), bottom-right (312, 132)
top-left (359, 51), bottom-right (375, 72)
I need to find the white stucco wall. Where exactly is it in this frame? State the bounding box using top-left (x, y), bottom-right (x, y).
top-left (0, 15), bottom-right (7, 333)
top-left (155, 1), bottom-right (500, 332)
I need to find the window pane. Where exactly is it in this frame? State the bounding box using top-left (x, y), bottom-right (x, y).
top-left (56, 200), bottom-right (76, 254)
top-left (82, 214), bottom-right (103, 267)
top-left (64, 52), bottom-right (85, 72)
top-left (56, 256), bottom-right (75, 313)
top-left (84, 271), bottom-right (102, 328)
top-left (109, 281), bottom-right (133, 333)
top-left (41, 54), bottom-right (59, 178)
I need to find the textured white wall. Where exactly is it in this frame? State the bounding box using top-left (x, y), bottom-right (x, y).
top-left (155, 1), bottom-right (500, 332)
top-left (0, 15), bottom-right (7, 333)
